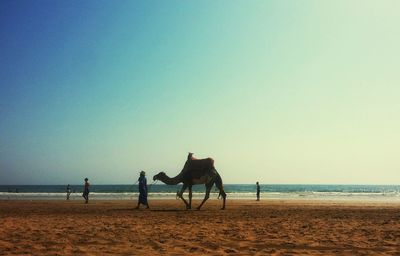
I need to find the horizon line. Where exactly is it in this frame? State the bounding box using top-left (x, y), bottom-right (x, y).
top-left (1, 183), bottom-right (400, 186)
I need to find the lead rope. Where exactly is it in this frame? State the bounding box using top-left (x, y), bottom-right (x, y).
top-left (147, 179), bottom-right (158, 191)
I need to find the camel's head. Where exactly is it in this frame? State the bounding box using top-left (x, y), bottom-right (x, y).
top-left (153, 171), bottom-right (166, 181)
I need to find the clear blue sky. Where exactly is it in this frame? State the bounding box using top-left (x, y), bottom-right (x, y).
top-left (1, 1), bottom-right (399, 185)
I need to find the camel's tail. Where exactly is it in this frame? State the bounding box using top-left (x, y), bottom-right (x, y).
top-left (214, 170), bottom-right (226, 200)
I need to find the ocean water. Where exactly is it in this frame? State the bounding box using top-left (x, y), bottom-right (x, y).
top-left (1, 184), bottom-right (400, 202)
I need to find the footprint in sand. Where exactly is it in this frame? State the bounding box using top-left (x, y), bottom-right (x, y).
top-left (224, 248), bottom-right (238, 253)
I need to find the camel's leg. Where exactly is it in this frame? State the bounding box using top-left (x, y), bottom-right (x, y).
top-left (215, 176), bottom-right (226, 210)
top-left (188, 185), bottom-right (192, 210)
top-left (177, 184), bottom-right (190, 209)
top-left (197, 184), bottom-right (212, 210)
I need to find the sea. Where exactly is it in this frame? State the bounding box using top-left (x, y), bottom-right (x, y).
top-left (1, 184), bottom-right (400, 202)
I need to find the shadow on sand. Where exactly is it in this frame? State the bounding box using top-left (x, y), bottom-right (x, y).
top-left (108, 208), bottom-right (136, 212)
top-left (107, 208), bottom-right (187, 212)
top-left (150, 209), bottom-right (187, 212)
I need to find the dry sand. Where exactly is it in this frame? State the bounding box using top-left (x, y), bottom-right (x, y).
top-left (0, 199), bottom-right (399, 255)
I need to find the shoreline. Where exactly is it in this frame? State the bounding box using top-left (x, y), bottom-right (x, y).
top-left (2, 198), bottom-right (400, 207)
top-left (2, 193), bottom-right (400, 204)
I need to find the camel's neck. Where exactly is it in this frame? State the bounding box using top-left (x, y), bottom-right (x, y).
top-left (159, 173), bottom-right (182, 185)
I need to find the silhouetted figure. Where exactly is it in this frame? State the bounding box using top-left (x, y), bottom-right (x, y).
top-left (66, 184), bottom-right (71, 200)
top-left (153, 152), bottom-right (226, 210)
top-left (256, 182), bottom-right (260, 201)
top-left (82, 178), bottom-right (90, 204)
top-left (135, 171), bottom-right (149, 209)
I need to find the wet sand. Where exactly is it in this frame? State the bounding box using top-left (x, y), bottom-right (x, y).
top-left (0, 199), bottom-right (399, 255)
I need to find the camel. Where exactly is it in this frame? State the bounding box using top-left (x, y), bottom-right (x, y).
top-left (153, 153), bottom-right (226, 210)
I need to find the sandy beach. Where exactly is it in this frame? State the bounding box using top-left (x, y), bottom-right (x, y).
top-left (0, 199), bottom-right (399, 255)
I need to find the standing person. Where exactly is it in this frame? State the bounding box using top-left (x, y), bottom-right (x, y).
top-left (256, 182), bottom-right (260, 201)
top-left (135, 171), bottom-right (149, 209)
top-left (82, 178), bottom-right (90, 204)
top-left (66, 184), bottom-right (71, 200)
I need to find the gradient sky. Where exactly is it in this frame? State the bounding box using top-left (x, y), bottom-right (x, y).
top-left (1, 1), bottom-right (399, 185)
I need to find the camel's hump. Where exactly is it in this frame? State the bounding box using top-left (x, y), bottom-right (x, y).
top-left (188, 157), bottom-right (214, 169)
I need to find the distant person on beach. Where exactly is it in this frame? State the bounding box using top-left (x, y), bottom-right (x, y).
top-left (66, 184), bottom-right (71, 200)
top-left (82, 178), bottom-right (90, 204)
top-left (135, 171), bottom-right (149, 209)
top-left (256, 182), bottom-right (260, 201)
